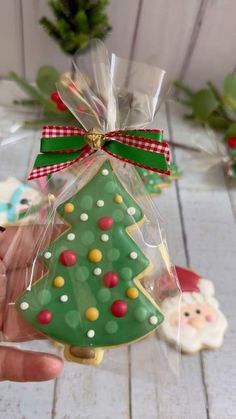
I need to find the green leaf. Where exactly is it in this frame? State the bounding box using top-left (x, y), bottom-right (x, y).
top-left (192, 89), bottom-right (218, 121)
top-left (224, 73), bottom-right (236, 99)
top-left (207, 114), bottom-right (229, 130)
top-left (36, 65), bottom-right (60, 94)
top-left (222, 95), bottom-right (236, 112)
top-left (225, 122), bottom-right (236, 139)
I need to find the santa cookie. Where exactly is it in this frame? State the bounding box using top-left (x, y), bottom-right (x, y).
top-left (16, 160), bottom-right (164, 365)
top-left (0, 177), bottom-right (43, 226)
top-left (160, 266), bottom-right (227, 353)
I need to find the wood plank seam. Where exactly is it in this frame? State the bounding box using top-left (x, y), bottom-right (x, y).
top-left (128, 0), bottom-right (143, 62)
top-left (175, 0), bottom-right (209, 95)
top-left (200, 354), bottom-right (210, 419)
top-left (165, 101), bottom-right (210, 418)
top-left (19, 0), bottom-right (26, 78)
top-left (128, 346), bottom-right (132, 419)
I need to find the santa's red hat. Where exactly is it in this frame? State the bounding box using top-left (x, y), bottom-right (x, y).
top-left (160, 266), bottom-right (217, 312)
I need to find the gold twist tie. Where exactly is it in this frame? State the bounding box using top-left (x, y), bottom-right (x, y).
top-left (85, 128), bottom-right (105, 150)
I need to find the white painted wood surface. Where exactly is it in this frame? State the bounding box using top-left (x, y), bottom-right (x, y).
top-left (1, 0), bottom-right (236, 87)
top-left (0, 85), bottom-right (236, 418)
top-left (0, 0), bottom-right (23, 76)
top-left (182, 0), bottom-right (236, 89)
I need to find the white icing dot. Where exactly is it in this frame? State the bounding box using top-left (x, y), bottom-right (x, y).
top-left (87, 329), bottom-right (95, 338)
top-left (127, 207), bottom-right (136, 216)
top-left (67, 233), bottom-right (75, 241)
top-left (94, 267), bottom-right (102, 276)
top-left (102, 169), bottom-right (109, 176)
top-left (149, 180), bottom-right (154, 185)
top-left (44, 251), bottom-right (52, 259)
top-left (130, 251), bottom-right (138, 260)
top-left (96, 200), bottom-right (104, 207)
top-left (20, 302), bottom-right (29, 310)
top-left (149, 315), bottom-right (158, 325)
top-left (60, 295), bottom-right (69, 303)
top-left (80, 213), bottom-right (88, 221)
top-left (101, 234), bottom-right (109, 242)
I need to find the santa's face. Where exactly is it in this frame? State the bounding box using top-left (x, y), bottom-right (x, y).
top-left (161, 300), bottom-right (227, 353)
top-left (171, 302), bottom-right (217, 329)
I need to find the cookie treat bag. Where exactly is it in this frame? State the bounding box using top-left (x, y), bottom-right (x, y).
top-left (10, 40), bottom-right (180, 365)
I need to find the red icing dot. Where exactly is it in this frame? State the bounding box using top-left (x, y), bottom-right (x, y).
top-left (111, 300), bottom-right (128, 317)
top-left (59, 249), bottom-right (77, 266)
top-left (98, 216), bottom-right (113, 230)
top-left (37, 309), bottom-right (52, 324)
top-left (103, 272), bottom-right (119, 288)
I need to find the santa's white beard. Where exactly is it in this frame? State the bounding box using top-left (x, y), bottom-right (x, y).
top-left (161, 311), bottom-right (228, 353)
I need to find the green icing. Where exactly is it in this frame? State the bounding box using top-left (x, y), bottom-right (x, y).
top-left (37, 289), bottom-right (52, 305)
top-left (75, 266), bottom-right (90, 282)
top-left (81, 231), bottom-right (95, 246)
top-left (80, 195), bottom-right (93, 210)
top-left (97, 288), bottom-right (111, 303)
top-left (136, 161), bottom-right (182, 195)
top-left (16, 160), bottom-right (164, 348)
top-left (107, 248), bottom-right (120, 262)
top-left (105, 320), bottom-right (118, 334)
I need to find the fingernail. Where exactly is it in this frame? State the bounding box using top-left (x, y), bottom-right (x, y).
top-left (0, 226), bottom-right (6, 232)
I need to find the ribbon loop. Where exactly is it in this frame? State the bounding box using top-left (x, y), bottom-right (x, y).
top-left (28, 125), bottom-right (170, 180)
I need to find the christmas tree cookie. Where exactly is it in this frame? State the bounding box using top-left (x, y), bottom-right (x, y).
top-left (136, 162), bottom-right (182, 195)
top-left (16, 160), bottom-right (164, 365)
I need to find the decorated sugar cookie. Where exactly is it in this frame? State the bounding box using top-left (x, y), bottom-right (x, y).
top-left (16, 160), bottom-right (164, 365)
top-left (0, 177), bottom-right (43, 226)
top-left (160, 266), bottom-right (227, 353)
top-left (136, 162), bottom-right (182, 194)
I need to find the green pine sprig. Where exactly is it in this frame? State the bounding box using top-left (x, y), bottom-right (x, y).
top-left (39, 0), bottom-right (111, 55)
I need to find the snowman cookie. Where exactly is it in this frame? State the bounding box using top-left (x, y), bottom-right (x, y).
top-left (0, 177), bottom-right (43, 226)
top-left (160, 266), bottom-right (228, 353)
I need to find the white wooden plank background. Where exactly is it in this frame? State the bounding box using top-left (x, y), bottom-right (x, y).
top-left (0, 85), bottom-right (236, 418)
top-left (1, 0), bottom-right (236, 87)
top-left (21, 0), bottom-right (140, 80)
top-left (182, 0), bottom-right (236, 89)
top-left (0, 0), bottom-right (24, 76)
top-left (131, 0), bottom-right (202, 82)
top-left (167, 100), bottom-right (236, 419)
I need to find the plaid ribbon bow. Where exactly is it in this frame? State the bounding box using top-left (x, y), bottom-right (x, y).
top-left (28, 125), bottom-right (170, 180)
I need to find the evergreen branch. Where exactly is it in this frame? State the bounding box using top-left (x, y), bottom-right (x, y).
top-left (175, 98), bottom-right (193, 107)
top-left (9, 71), bottom-right (45, 102)
top-left (174, 80), bottom-right (195, 98)
top-left (13, 99), bottom-right (40, 106)
top-left (39, 17), bottom-right (62, 42)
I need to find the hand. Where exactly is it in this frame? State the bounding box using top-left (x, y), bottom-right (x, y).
top-left (0, 224), bottom-right (66, 382)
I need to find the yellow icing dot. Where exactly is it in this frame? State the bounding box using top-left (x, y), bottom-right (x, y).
top-left (126, 287), bottom-right (139, 299)
top-left (85, 307), bottom-right (99, 321)
top-left (53, 276), bottom-right (65, 288)
top-left (88, 249), bottom-right (103, 263)
top-left (64, 202), bottom-right (74, 213)
top-left (114, 194), bottom-right (123, 204)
